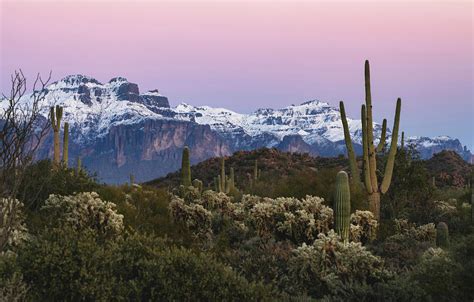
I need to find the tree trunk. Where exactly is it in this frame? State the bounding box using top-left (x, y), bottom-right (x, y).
top-left (368, 192), bottom-right (381, 220)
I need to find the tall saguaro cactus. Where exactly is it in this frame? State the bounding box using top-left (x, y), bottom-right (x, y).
top-left (340, 60), bottom-right (402, 220)
top-left (334, 171), bottom-right (351, 242)
top-left (63, 122), bottom-right (69, 167)
top-left (50, 105), bottom-right (63, 166)
top-left (181, 147), bottom-right (192, 187)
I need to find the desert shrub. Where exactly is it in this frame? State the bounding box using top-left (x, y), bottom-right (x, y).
top-left (410, 248), bottom-right (462, 302)
top-left (0, 253), bottom-right (28, 302)
top-left (17, 226), bottom-right (118, 301)
top-left (349, 210), bottom-right (378, 243)
top-left (17, 160), bottom-right (98, 210)
top-left (450, 234), bottom-right (474, 300)
top-left (0, 198), bottom-right (28, 252)
top-left (378, 219), bottom-right (435, 271)
top-left (217, 236), bottom-right (294, 292)
top-left (289, 230), bottom-right (391, 298)
top-left (18, 224), bottom-right (275, 301)
top-left (41, 192), bottom-right (124, 237)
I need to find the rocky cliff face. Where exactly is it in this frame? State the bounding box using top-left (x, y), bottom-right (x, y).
top-left (3, 74), bottom-right (471, 183)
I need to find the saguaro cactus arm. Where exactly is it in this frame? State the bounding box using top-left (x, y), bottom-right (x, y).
top-left (339, 101), bottom-right (361, 185)
top-left (380, 98), bottom-right (401, 194)
top-left (376, 119), bottom-right (387, 152)
top-left (361, 105), bottom-right (373, 194)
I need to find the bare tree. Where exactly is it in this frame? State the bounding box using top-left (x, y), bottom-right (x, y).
top-left (0, 70), bottom-right (51, 251)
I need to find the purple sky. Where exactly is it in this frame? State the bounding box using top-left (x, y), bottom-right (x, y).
top-left (1, 0), bottom-right (473, 149)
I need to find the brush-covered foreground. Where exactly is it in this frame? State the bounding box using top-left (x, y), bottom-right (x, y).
top-left (1, 149), bottom-right (473, 301)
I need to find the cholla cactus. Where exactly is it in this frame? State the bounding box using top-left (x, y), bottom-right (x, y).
top-left (289, 230), bottom-right (390, 293)
top-left (350, 210), bottom-right (378, 243)
top-left (41, 192), bottom-right (124, 237)
top-left (334, 171), bottom-right (351, 242)
top-left (169, 196), bottom-right (212, 239)
top-left (0, 198), bottom-right (28, 252)
top-left (436, 222), bottom-right (449, 248)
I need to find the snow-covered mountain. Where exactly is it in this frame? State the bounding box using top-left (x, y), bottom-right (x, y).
top-left (2, 74), bottom-right (471, 183)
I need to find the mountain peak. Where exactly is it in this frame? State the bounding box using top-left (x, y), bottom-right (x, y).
top-left (108, 77), bottom-right (129, 83)
top-left (53, 74), bottom-right (101, 88)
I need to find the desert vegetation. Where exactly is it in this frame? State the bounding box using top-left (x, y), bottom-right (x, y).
top-left (1, 63), bottom-right (473, 301)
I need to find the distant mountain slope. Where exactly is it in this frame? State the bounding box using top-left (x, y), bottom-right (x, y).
top-left (1, 74), bottom-right (471, 183)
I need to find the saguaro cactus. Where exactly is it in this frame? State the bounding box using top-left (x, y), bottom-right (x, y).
top-left (63, 122), bottom-right (69, 167)
top-left (401, 131), bottom-right (405, 150)
top-left (229, 167), bottom-right (235, 191)
top-left (50, 105), bottom-right (63, 165)
top-left (254, 160), bottom-right (258, 180)
top-left (76, 157), bottom-right (82, 176)
top-left (181, 147), bottom-right (192, 187)
top-left (334, 171), bottom-right (351, 242)
top-left (340, 60), bottom-right (402, 220)
top-left (436, 222), bottom-right (449, 248)
top-left (220, 157), bottom-right (226, 192)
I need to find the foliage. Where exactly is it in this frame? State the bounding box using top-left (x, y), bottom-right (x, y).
top-left (0, 198), bottom-right (28, 252)
top-left (289, 230), bottom-right (391, 298)
top-left (17, 226), bottom-right (274, 301)
top-left (17, 159), bottom-right (98, 210)
top-left (41, 192), bottom-right (124, 237)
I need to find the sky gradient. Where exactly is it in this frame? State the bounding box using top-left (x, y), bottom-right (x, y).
top-left (1, 0), bottom-right (473, 149)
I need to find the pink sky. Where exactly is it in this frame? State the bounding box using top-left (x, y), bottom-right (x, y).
top-left (1, 0), bottom-right (473, 149)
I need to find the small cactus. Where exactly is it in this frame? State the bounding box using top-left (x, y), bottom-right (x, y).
top-left (76, 157), bottom-right (82, 175)
top-left (181, 147), bottom-right (192, 187)
top-left (192, 179), bottom-right (203, 193)
top-left (254, 160), bottom-right (258, 180)
top-left (436, 222), bottom-right (449, 248)
top-left (334, 171), bottom-right (351, 242)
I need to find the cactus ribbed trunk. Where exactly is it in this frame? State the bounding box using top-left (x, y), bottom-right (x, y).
top-left (334, 171), bottom-right (351, 242)
top-left (62, 122), bottom-right (69, 167)
top-left (181, 147), bottom-right (192, 187)
top-left (368, 192), bottom-right (381, 221)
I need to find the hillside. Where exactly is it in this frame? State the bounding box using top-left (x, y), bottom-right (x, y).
top-left (146, 148), bottom-right (349, 189)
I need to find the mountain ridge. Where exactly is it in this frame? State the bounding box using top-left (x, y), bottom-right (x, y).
top-left (1, 74), bottom-right (471, 183)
